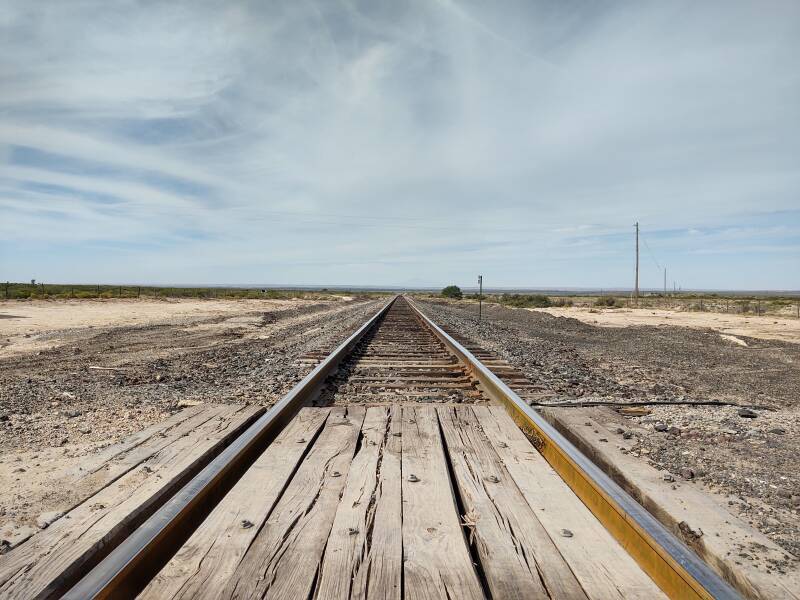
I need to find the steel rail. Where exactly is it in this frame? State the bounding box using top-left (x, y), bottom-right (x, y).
top-left (406, 296), bottom-right (742, 600)
top-left (62, 296), bottom-right (397, 600)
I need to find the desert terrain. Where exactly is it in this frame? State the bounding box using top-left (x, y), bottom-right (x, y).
top-left (2, 294), bottom-right (798, 580)
top-left (533, 305), bottom-right (800, 345)
top-left (0, 296), bottom-right (384, 550)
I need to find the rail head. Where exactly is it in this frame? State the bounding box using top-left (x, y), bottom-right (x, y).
top-left (62, 295), bottom-right (397, 600)
top-left (405, 295), bottom-right (742, 600)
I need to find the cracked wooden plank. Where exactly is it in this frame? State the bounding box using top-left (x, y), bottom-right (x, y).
top-left (316, 406), bottom-right (401, 600)
top-left (350, 405), bottom-right (402, 600)
top-left (0, 403), bottom-right (262, 599)
top-left (0, 405), bottom-right (209, 553)
top-left (482, 406), bottom-right (665, 600)
top-left (219, 406), bottom-right (366, 600)
top-left (138, 407), bottom-right (331, 600)
top-left (401, 406), bottom-right (484, 600)
top-left (438, 406), bottom-right (587, 600)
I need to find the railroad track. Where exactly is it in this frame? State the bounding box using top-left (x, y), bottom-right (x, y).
top-left (0, 296), bottom-right (740, 599)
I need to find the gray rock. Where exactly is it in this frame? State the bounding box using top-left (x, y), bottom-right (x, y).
top-left (680, 468), bottom-right (695, 480)
top-left (737, 408), bottom-right (758, 419)
top-left (654, 422), bottom-right (668, 432)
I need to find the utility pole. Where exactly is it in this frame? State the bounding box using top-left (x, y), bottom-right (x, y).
top-left (478, 275), bottom-right (483, 323)
top-left (634, 222), bottom-right (640, 307)
top-left (663, 267), bottom-right (667, 297)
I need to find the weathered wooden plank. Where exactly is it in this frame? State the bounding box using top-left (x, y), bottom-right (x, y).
top-left (220, 406), bottom-right (366, 600)
top-left (351, 405), bottom-right (402, 600)
top-left (0, 405), bottom-right (210, 553)
top-left (438, 406), bottom-right (587, 600)
top-left (316, 406), bottom-right (402, 600)
top-left (72, 404), bottom-right (209, 483)
top-left (139, 407), bottom-right (331, 600)
top-left (400, 406), bottom-right (485, 600)
top-left (0, 404), bottom-right (262, 599)
top-left (483, 406), bottom-right (665, 599)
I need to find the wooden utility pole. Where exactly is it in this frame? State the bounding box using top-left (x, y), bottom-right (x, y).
top-left (634, 222), bottom-right (640, 307)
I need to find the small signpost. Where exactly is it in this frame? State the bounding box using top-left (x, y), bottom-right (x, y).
top-left (478, 275), bottom-right (483, 323)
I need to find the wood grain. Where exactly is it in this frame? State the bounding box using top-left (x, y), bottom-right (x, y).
top-left (220, 406), bottom-right (366, 600)
top-left (0, 404), bottom-right (261, 600)
top-left (400, 406), bottom-right (485, 600)
top-left (438, 406), bottom-right (587, 599)
top-left (316, 406), bottom-right (402, 600)
top-left (483, 406), bottom-right (665, 599)
top-left (139, 407), bottom-right (331, 600)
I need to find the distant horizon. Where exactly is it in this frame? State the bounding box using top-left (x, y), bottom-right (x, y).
top-left (5, 281), bottom-right (799, 296)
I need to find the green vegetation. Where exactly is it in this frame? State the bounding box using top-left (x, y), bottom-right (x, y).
top-left (441, 285), bottom-right (463, 299)
top-left (594, 296), bottom-right (621, 308)
top-left (500, 294), bottom-right (552, 308)
top-left (0, 282), bottom-right (370, 301)
top-left (551, 297), bottom-right (574, 307)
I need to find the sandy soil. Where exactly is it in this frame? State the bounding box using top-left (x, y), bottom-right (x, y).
top-left (0, 296), bottom-right (386, 550)
top-left (532, 306), bottom-right (800, 345)
top-left (0, 298), bottom-right (304, 355)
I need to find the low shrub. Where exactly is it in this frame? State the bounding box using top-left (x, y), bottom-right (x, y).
top-left (594, 296), bottom-right (620, 308)
top-left (503, 294), bottom-right (552, 308)
top-left (441, 285), bottom-right (463, 299)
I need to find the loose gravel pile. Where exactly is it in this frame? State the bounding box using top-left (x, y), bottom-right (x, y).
top-left (418, 298), bottom-right (800, 559)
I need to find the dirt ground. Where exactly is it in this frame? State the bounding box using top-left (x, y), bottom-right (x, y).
top-left (0, 296), bottom-right (385, 549)
top-left (418, 298), bottom-right (800, 562)
top-left (533, 305), bottom-right (800, 345)
top-left (0, 298), bottom-right (305, 355)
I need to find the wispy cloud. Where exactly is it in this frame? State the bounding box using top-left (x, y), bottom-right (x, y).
top-left (1, 0), bottom-right (798, 289)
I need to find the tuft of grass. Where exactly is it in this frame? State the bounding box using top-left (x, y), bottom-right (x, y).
top-left (594, 296), bottom-right (620, 308)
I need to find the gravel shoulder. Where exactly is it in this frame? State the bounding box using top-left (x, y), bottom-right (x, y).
top-left (417, 297), bottom-right (800, 562)
top-left (0, 296), bottom-right (386, 549)
top-left (533, 305), bottom-right (800, 345)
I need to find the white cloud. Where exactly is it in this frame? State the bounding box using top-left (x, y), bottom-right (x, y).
top-left (0, 0), bottom-right (798, 288)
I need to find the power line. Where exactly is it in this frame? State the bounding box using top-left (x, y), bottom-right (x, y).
top-left (640, 232), bottom-right (662, 271)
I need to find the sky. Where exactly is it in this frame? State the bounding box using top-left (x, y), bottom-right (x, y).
top-left (1, 0), bottom-right (798, 290)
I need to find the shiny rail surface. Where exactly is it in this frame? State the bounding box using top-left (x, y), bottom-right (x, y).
top-left (55, 294), bottom-right (740, 599)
